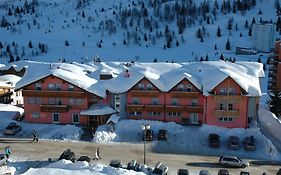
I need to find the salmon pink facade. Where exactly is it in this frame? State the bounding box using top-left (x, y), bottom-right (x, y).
top-left (22, 75), bottom-right (112, 127)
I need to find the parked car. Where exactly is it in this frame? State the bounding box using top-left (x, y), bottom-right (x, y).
top-left (218, 169), bottom-right (229, 175)
top-left (158, 129), bottom-right (168, 141)
top-left (228, 136), bottom-right (240, 150)
top-left (240, 171), bottom-right (250, 175)
top-left (77, 156), bottom-right (90, 163)
top-left (177, 168), bottom-right (189, 175)
top-left (151, 162), bottom-right (168, 175)
top-left (208, 133), bottom-right (220, 148)
top-left (276, 168), bottom-right (281, 175)
top-left (143, 129), bottom-right (153, 141)
top-left (199, 170), bottom-right (211, 175)
top-left (127, 160), bottom-right (137, 170)
top-left (4, 122), bottom-right (22, 135)
top-left (243, 136), bottom-right (256, 151)
top-left (109, 159), bottom-right (122, 168)
top-left (0, 154), bottom-right (7, 166)
top-left (58, 149), bottom-right (75, 163)
top-left (219, 156), bottom-right (249, 168)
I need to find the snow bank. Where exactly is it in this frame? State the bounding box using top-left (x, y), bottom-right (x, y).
top-left (22, 160), bottom-right (146, 175)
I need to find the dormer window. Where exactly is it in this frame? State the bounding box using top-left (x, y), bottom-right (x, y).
top-left (68, 84), bottom-right (74, 91)
top-left (178, 84), bottom-right (184, 91)
top-left (147, 83), bottom-right (153, 91)
top-left (56, 84), bottom-right (62, 91)
top-left (48, 83), bottom-right (55, 90)
top-left (187, 84), bottom-right (192, 92)
top-left (138, 83), bottom-right (144, 90)
top-left (228, 88), bottom-right (235, 95)
top-left (35, 83), bottom-right (41, 91)
top-left (220, 88), bottom-right (227, 95)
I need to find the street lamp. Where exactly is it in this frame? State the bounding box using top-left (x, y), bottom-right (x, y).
top-left (141, 124), bottom-right (150, 165)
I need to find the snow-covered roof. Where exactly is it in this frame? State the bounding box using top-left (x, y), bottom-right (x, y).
top-left (106, 114), bottom-right (120, 124)
top-left (0, 74), bottom-right (21, 88)
top-left (105, 61), bottom-right (264, 96)
top-left (80, 104), bottom-right (115, 116)
top-left (14, 61), bottom-right (264, 97)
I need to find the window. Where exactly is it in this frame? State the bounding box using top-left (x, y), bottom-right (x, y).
top-left (52, 113), bottom-right (60, 123)
top-left (69, 99), bottom-right (75, 105)
top-left (36, 97), bottom-right (42, 104)
top-left (228, 88), bottom-right (235, 95)
top-left (152, 98), bottom-right (159, 105)
top-left (75, 99), bottom-right (83, 105)
top-left (147, 83), bottom-right (153, 90)
top-left (220, 88), bottom-right (227, 95)
top-left (186, 84), bottom-right (192, 92)
top-left (138, 83), bottom-right (144, 90)
top-left (129, 111), bottom-right (141, 116)
top-left (56, 98), bottom-right (62, 105)
top-left (28, 97), bottom-right (35, 104)
top-left (48, 83), bottom-right (55, 90)
top-left (68, 84), bottom-right (74, 91)
top-left (178, 84), bottom-right (184, 91)
top-left (219, 103), bottom-right (226, 110)
top-left (219, 117), bottom-right (233, 122)
top-left (56, 84), bottom-right (62, 91)
top-left (48, 98), bottom-right (55, 105)
top-left (151, 112), bottom-right (161, 116)
top-left (32, 112), bottom-right (40, 118)
top-left (72, 114), bottom-right (80, 124)
top-left (228, 104), bottom-right (233, 110)
top-left (171, 98), bottom-right (178, 106)
top-left (35, 83), bottom-right (41, 91)
top-left (168, 112), bottom-right (181, 116)
top-left (191, 99), bottom-right (198, 106)
top-left (190, 113), bottom-right (199, 123)
top-left (133, 97), bottom-right (139, 105)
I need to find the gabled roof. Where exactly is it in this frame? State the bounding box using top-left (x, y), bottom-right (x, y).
top-left (209, 76), bottom-right (247, 94)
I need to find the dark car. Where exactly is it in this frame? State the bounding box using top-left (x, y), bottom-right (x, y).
top-left (277, 168), bottom-right (281, 175)
top-left (77, 156), bottom-right (90, 163)
top-left (58, 149), bottom-right (75, 162)
top-left (218, 169), bottom-right (229, 175)
top-left (177, 168), bottom-right (189, 175)
top-left (143, 129), bottom-right (153, 141)
top-left (109, 159), bottom-right (122, 168)
top-left (208, 133), bottom-right (220, 147)
top-left (4, 122), bottom-right (22, 135)
top-left (243, 136), bottom-right (256, 151)
top-left (151, 162), bottom-right (168, 175)
top-left (127, 160), bottom-right (137, 170)
top-left (240, 171), bottom-right (250, 175)
top-left (199, 170), bottom-right (211, 175)
top-left (158, 129), bottom-right (168, 141)
top-left (228, 136), bottom-right (240, 150)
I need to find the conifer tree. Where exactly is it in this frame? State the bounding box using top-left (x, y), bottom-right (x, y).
top-left (267, 90), bottom-right (281, 118)
top-left (225, 39), bottom-right (231, 50)
top-left (217, 26), bottom-right (222, 37)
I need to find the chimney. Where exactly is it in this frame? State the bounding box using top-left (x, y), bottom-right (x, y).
top-left (124, 69), bottom-right (130, 77)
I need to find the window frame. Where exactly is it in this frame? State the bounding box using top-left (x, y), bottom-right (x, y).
top-left (72, 114), bottom-right (80, 124)
top-left (52, 113), bottom-right (60, 123)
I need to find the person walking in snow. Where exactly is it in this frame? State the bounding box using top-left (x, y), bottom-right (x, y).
top-left (32, 130), bottom-right (39, 142)
top-left (4, 146), bottom-right (11, 159)
top-left (93, 147), bottom-right (101, 160)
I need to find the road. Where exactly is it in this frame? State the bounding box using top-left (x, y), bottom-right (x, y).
top-left (0, 138), bottom-right (279, 175)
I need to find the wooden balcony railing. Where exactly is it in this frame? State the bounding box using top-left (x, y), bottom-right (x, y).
top-left (214, 109), bottom-right (240, 117)
top-left (184, 105), bottom-right (204, 113)
top-left (130, 90), bottom-right (159, 97)
top-left (126, 104), bottom-right (144, 112)
top-left (166, 105), bottom-right (184, 112)
top-left (40, 104), bottom-right (69, 112)
top-left (145, 104), bottom-right (164, 112)
top-left (214, 95), bottom-right (241, 102)
top-left (170, 91), bottom-right (201, 98)
top-left (22, 90), bottom-right (85, 98)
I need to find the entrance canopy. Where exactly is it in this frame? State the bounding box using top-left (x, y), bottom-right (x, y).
top-left (80, 104), bottom-right (115, 116)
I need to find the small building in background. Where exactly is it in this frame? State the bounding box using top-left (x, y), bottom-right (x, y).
top-left (252, 22), bottom-right (275, 53)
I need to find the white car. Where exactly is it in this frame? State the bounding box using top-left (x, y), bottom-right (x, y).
top-left (219, 156), bottom-right (249, 168)
top-left (0, 154), bottom-right (7, 166)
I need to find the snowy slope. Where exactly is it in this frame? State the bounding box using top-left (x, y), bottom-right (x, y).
top-left (0, 0), bottom-right (278, 63)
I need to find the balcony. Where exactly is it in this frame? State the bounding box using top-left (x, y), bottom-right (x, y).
top-left (145, 104), bottom-right (164, 112)
top-left (40, 104), bottom-right (69, 112)
top-left (214, 109), bottom-right (240, 117)
top-left (126, 104), bottom-right (144, 112)
top-left (214, 95), bottom-right (241, 103)
top-left (184, 105), bottom-right (204, 113)
top-left (170, 91), bottom-right (200, 98)
top-left (166, 105), bottom-right (184, 112)
top-left (130, 90), bottom-right (159, 97)
top-left (22, 90), bottom-right (85, 98)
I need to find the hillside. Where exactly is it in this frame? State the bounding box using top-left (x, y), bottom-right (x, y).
top-left (0, 0), bottom-right (279, 63)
